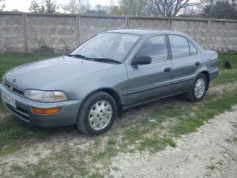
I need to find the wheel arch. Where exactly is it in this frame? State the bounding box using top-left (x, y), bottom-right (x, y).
top-left (200, 71), bottom-right (210, 90)
top-left (81, 88), bottom-right (123, 117)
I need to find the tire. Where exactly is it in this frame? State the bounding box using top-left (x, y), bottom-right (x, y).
top-left (186, 73), bottom-right (207, 102)
top-left (77, 92), bottom-right (117, 136)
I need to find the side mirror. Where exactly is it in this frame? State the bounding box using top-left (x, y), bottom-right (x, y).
top-left (131, 56), bottom-right (152, 66)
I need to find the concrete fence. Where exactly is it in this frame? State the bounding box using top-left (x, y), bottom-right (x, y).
top-left (0, 12), bottom-right (237, 54)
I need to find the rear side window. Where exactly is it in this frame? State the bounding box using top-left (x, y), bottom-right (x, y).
top-left (189, 41), bottom-right (198, 56)
top-left (169, 35), bottom-right (189, 59)
top-left (136, 35), bottom-right (168, 63)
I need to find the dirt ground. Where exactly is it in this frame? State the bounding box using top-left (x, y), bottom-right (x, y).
top-left (0, 105), bottom-right (236, 177)
top-left (109, 105), bottom-right (237, 178)
top-left (0, 84), bottom-right (237, 177)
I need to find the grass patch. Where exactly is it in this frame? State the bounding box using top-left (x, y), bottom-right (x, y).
top-left (206, 164), bottom-right (217, 170)
top-left (218, 52), bottom-right (237, 70)
top-left (212, 69), bottom-right (237, 86)
top-left (139, 136), bottom-right (176, 152)
top-left (0, 53), bottom-right (59, 155)
top-left (234, 137), bottom-right (237, 143)
top-left (18, 146), bottom-right (106, 178)
top-left (153, 104), bottom-right (188, 120)
top-left (226, 136), bottom-right (237, 143)
top-left (170, 88), bottom-right (237, 137)
top-left (0, 116), bottom-right (77, 156)
top-left (93, 145), bottom-right (119, 161)
top-left (0, 117), bottom-right (38, 156)
top-left (107, 137), bottom-right (117, 145)
top-left (212, 53), bottom-right (237, 86)
top-left (0, 52), bottom-right (237, 177)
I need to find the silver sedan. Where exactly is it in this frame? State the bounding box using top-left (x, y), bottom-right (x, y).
top-left (0, 29), bottom-right (219, 136)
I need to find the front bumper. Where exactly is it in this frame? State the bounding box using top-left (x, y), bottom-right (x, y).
top-left (0, 84), bottom-right (83, 127)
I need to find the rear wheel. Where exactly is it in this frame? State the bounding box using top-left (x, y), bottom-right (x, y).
top-left (186, 73), bottom-right (207, 102)
top-left (77, 92), bottom-right (117, 136)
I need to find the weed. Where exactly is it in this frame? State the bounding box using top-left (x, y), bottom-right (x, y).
top-left (226, 137), bottom-right (237, 143)
top-left (212, 70), bottom-right (237, 86)
top-left (0, 53), bottom-right (237, 177)
top-left (170, 89), bottom-right (237, 137)
top-left (206, 164), bottom-right (217, 170)
top-left (163, 137), bottom-right (176, 147)
top-left (107, 137), bottom-right (117, 145)
top-left (93, 145), bottom-right (118, 161)
top-left (216, 160), bottom-right (224, 166)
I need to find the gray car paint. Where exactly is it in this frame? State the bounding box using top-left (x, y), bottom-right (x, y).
top-left (0, 29), bottom-right (219, 127)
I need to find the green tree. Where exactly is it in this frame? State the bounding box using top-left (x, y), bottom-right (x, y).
top-left (63, 0), bottom-right (90, 14)
top-left (109, 5), bottom-right (123, 15)
top-left (29, 0), bottom-right (58, 13)
top-left (202, 0), bottom-right (237, 19)
top-left (0, 0), bottom-right (5, 11)
top-left (148, 0), bottom-right (191, 17)
top-left (119, 0), bottom-right (147, 16)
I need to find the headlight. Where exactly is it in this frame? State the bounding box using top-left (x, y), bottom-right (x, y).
top-left (24, 90), bottom-right (68, 102)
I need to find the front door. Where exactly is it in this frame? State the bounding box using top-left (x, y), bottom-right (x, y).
top-left (125, 35), bottom-right (173, 106)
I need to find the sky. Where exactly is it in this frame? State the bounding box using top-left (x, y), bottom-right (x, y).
top-left (4, 0), bottom-right (118, 12)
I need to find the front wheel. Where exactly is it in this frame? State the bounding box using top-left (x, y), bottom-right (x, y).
top-left (186, 73), bottom-right (208, 102)
top-left (77, 92), bottom-right (117, 136)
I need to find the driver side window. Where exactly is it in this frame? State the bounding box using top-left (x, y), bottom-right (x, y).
top-left (136, 35), bottom-right (168, 63)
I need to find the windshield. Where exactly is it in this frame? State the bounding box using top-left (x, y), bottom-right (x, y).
top-left (70, 32), bottom-right (140, 63)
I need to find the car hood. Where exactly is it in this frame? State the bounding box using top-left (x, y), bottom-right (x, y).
top-left (5, 56), bottom-right (115, 90)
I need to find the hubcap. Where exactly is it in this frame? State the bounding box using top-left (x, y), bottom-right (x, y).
top-left (194, 78), bottom-right (205, 99)
top-left (88, 100), bottom-right (112, 131)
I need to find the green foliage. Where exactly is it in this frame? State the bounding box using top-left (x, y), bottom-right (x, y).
top-left (29, 0), bottom-right (58, 13)
top-left (119, 0), bottom-right (147, 16)
top-left (170, 88), bottom-right (237, 137)
top-left (93, 145), bottom-right (118, 161)
top-left (212, 70), bottom-right (237, 86)
top-left (0, 53), bottom-right (237, 177)
top-left (63, 0), bottom-right (90, 14)
top-left (202, 1), bottom-right (237, 19)
top-left (218, 52), bottom-right (237, 70)
top-left (212, 53), bottom-right (237, 86)
top-left (139, 136), bottom-right (176, 152)
top-left (0, 117), bottom-right (48, 156)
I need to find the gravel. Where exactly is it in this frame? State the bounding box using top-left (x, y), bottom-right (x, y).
top-left (109, 105), bottom-right (237, 178)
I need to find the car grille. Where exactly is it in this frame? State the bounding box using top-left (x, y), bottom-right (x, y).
top-left (3, 81), bottom-right (24, 96)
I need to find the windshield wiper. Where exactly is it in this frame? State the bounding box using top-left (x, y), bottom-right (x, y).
top-left (67, 54), bottom-right (121, 64)
top-left (87, 58), bottom-right (121, 64)
top-left (66, 54), bottom-right (87, 59)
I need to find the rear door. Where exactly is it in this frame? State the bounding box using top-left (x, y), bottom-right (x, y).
top-left (168, 34), bottom-right (201, 93)
top-left (126, 35), bottom-right (173, 106)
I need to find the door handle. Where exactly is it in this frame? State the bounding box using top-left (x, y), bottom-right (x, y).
top-left (195, 61), bottom-right (200, 66)
top-left (164, 67), bottom-right (171, 72)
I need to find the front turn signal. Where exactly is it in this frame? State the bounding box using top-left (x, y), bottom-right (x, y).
top-left (31, 107), bottom-right (61, 114)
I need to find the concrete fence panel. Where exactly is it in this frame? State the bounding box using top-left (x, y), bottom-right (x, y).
top-left (208, 20), bottom-right (237, 51)
top-left (0, 13), bottom-right (25, 53)
top-left (0, 12), bottom-right (237, 54)
top-left (79, 15), bottom-right (127, 43)
top-left (128, 17), bottom-right (170, 30)
top-left (171, 18), bottom-right (208, 48)
top-left (26, 14), bottom-right (78, 53)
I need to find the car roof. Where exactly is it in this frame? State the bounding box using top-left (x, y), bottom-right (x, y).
top-left (107, 29), bottom-right (185, 36)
